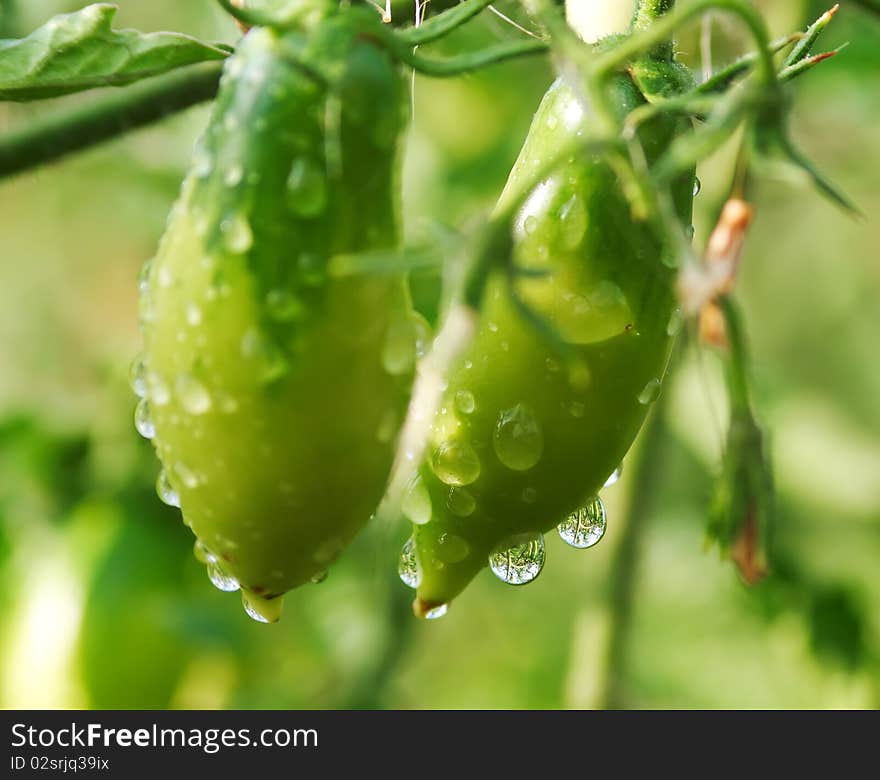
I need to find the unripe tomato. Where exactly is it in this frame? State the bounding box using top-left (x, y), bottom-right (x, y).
top-left (403, 70), bottom-right (695, 616)
top-left (134, 15), bottom-right (415, 621)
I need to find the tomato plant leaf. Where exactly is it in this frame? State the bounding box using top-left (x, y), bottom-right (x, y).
top-left (0, 3), bottom-right (230, 101)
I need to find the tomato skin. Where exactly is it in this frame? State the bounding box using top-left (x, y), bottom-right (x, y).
top-left (408, 73), bottom-right (694, 612)
top-left (139, 17), bottom-right (414, 610)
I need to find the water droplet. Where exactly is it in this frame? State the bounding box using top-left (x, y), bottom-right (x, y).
top-left (224, 162), bottom-right (244, 187)
top-left (431, 441), bottom-right (481, 486)
top-left (221, 213), bottom-right (253, 254)
top-left (568, 400), bottom-right (585, 418)
top-left (493, 403), bottom-right (543, 471)
top-left (557, 496), bottom-right (606, 548)
top-left (398, 537), bottom-right (421, 588)
top-left (134, 398), bottom-right (156, 439)
top-left (310, 570), bottom-right (328, 584)
top-left (265, 289), bottom-right (305, 321)
top-left (185, 302), bottom-right (202, 326)
top-left (521, 486), bottom-right (537, 504)
top-left (208, 560), bottom-right (240, 591)
top-left (156, 470), bottom-right (180, 507)
top-left (286, 157), bottom-right (327, 217)
top-left (147, 372), bottom-right (171, 406)
top-left (523, 215), bottom-right (538, 235)
top-left (424, 603), bottom-right (448, 620)
top-left (446, 487), bottom-right (476, 517)
top-left (193, 539), bottom-right (213, 564)
top-left (455, 389), bottom-right (475, 415)
top-left (176, 373), bottom-right (212, 415)
top-left (693, 177), bottom-right (701, 196)
top-left (667, 307), bottom-right (684, 336)
top-left (129, 355), bottom-right (147, 398)
top-left (193, 148), bottom-right (213, 179)
top-left (685, 224), bottom-right (695, 241)
top-left (413, 313), bottom-right (432, 359)
top-left (489, 533), bottom-right (545, 585)
top-left (402, 474), bottom-right (432, 525)
top-left (604, 466), bottom-right (622, 487)
top-left (638, 377), bottom-right (661, 405)
top-left (376, 408), bottom-right (398, 444)
top-left (437, 533), bottom-right (470, 563)
top-left (242, 592), bottom-right (282, 623)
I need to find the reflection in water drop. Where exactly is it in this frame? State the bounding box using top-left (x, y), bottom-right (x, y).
top-left (489, 533), bottom-right (545, 585)
top-left (454, 389), bottom-right (476, 415)
top-left (638, 378), bottom-right (661, 405)
top-left (424, 603), bottom-right (448, 620)
top-left (446, 487), bottom-right (476, 517)
top-left (398, 537), bottom-right (421, 588)
top-left (156, 470), bottom-right (180, 508)
top-left (431, 441), bottom-right (481, 486)
top-left (557, 496), bottom-right (606, 549)
top-left (208, 561), bottom-right (240, 592)
top-left (604, 466), bottom-right (622, 487)
top-left (134, 399), bottom-right (155, 439)
top-left (493, 403), bottom-right (543, 471)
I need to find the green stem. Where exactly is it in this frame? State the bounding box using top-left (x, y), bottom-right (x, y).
top-left (631, 0), bottom-right (677, 60)
top-left (396, 0), bottom-right (498, 46)
top-left (0, 63), bottom-right (222, 179)
top-left (598, 376), bottom-right (672, 709)
top-left (718, 296), bottom-right (751, 412)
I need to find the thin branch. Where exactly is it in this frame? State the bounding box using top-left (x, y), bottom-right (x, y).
top-left (0, 63), bottom-right (222, 179)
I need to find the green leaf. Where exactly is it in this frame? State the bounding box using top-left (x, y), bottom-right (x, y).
top-left (0, 4), bottom-right (229, 101)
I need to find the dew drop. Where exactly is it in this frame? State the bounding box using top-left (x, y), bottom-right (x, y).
top-left (493, 403), bottom-right (543, 471)
top-left (156, 470), bottom-right (180, 508)
top-left (129, 354), bottom-right (147, 398)
top-left (568, 360), bottom-right (592, 391)
top-left (398, 537), bottom-right (421, 588)
top-left (193, 148), bottom-right (213, 179)
top-left (523, 215), bottom-right (538, 235)
top-left (638, 377), bottom-right (662, 405)
top-left (557, 496), bottom-right (606, 549)
top-left (424, 603), bottom-right (448, 620)
top-left (220, 213), bottom-right (253, 254)
top-left (286, 157), bottom-right (327, 217)
top-left (382, 309), bottom-right (416, 376)
top-left (311, 570), bottom-right (328, 584)
top-left (224, 162), bottom-right (244, 187)
top-left (134, 398), bottom-right (156, 439)
top-left (693, 176), bottom-right (701, 196)
top-left (413, 313), bottom-right (432, 359)
top-left (242, 592), bottom-right (282, 623)
top-left (208, 560), bottom-right (240, 592)
top-left (193, 539), bottom-right (213, 564)
top-left (437, 533), bottom-right (470, 563)
top-left (402, 474), bottom-right (432, 525)
top-left (604, 465), bottom-right (622, 487)
top-left (431, 441), bottom-right (481, 486)
top-left (446, 487), bottom-right (476, 517)
top-left (521, 486), bottom-right (537, 504)
top-left (176, 373), bottom-right (212, 415)
top-left (185, 303), bottom-right (202, 326)
top-left (489, 533), bottom-right (545, 585)
top-left (455, 389), bottom-right (476, 415)
top-left (147, 373), bottom-right (171, 406)
top-left (568, 400), bottom-right (585, 418)
top-left (667, 307), bottom-right (684, 336)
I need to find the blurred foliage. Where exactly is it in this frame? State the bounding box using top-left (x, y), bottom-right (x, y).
top-left (0, 0), bottom-right (877, 709)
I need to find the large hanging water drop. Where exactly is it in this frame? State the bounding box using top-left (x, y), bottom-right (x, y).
top-left (134, 399), bottom-right (155, 439)
top-left (493, 403), bottom-right (544, 471)
top-left (431, 441), bottom-right (481, 486)
top-left (604, 465), bottom-right (622, 488)
top-left (129, 354), bottom-right (147, 398)
top-left (424, 603), bottom-right (448, 620)
top-left (207, 560), bottom-right (240, 592)
top-left (489, 533), bottom-right (545, 585)
top-left (557, 496), bottom-right (606, 549)
top-left (156, 469), bottom-right (180, 508)
top-left (398, 537), bottom-right (421, 588)
top-left (242, 591), bottom-right (283, 623)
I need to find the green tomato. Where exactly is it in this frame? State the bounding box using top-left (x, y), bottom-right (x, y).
top-left (134, 13), bottom-right (415, 622)
top-left (403, 70), bottom-right (695, 616)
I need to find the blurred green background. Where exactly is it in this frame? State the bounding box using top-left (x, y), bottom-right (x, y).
top-left (0, 0), bottom-right (878, 709)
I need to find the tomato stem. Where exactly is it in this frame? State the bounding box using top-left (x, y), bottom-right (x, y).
top-left (0, 63), bottom-right (222, 179)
